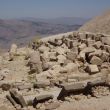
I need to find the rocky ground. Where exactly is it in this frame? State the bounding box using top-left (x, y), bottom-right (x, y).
top-left (0, 31), bottom-right (110, 110)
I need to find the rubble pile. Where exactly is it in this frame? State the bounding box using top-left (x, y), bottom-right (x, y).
top-left (0, 31), bottom-right (110, 109)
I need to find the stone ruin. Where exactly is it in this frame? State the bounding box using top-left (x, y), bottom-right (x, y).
top-left (1, 31), bottom-right (110, 109)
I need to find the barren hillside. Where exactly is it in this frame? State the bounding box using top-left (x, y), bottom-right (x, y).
top-left (79, 10), bottom-right (110, 34)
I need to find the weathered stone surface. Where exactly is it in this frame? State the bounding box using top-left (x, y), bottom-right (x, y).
top-left (65, 63), bottom-right (79, 73)
top-left (49, 52), bottom-right (57, 61)
top-left (101, 51), bottom-right (109, 62)
top-left (57, 55), bottom-right (66, 65)
top-left (10, 89), bottom-right (27, 107)
top-left (78, 43), bottom-right (87, 52)
top-left (6, 95), bottom-right (20, 108)
top-left (87, 77), bottom-right (106, 87)
top-left (86, 65), bottom-right (99, 74)
top-left (33, 94), bottom-right (53, 106)
top-left (57, 82), bottom-right (87, 99)
top-left (90, 56), bottom-right (103, 65)
top-left (38, 45), bottom-right (50, 53)
top-left (55, 47), bottom-right (66, 55)
top-left (80, 47), bottom-right (96, 54)
top-left (66, 52), bottom-right (77, 61)
top-left (17, 84), bottom-right (33, 91)
top-left (93, 41), bottom-right (102, 49)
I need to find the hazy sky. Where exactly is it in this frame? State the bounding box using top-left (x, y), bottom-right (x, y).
top-left (0, 0), bottom-right (110, 19)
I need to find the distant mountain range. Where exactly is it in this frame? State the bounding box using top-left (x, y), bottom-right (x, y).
top-left (0, 17), bottom-right (89, 49)
top-left (22, 17), bottom-right (89, 25)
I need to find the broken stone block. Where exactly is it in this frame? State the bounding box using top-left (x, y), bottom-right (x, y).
top-left (34, 80), bottom-right (50, 88)
top-left (65, 63), bottom-right (79, 73)
top-left (93, 41), bottom-right (102, 49)
top-left (80, 47), bottom-right (96, 54)
top-left (6, 95), bottom-right (20, 109)
top-left (66, 51), bottom-right (77, 61)
top-left (88, 50), bottom-right (103, 59)
top-left (38, 45), bottom-right (50, 53)
top-left (101, 36), bottom-right (110, 46)
top-left (104, 45), bottom-right (110, 53)
top-left (90, 56), bottom-right (103, 66)
top-left (10, 89), bottom-right (27, 108)
top-left (86, 65), bottom-right (99, 74)
top-left (87, 39), bottom-right (95, 47)
top-left (87, 77), bottom-right (106, 87)
top-left (78, 43), bottom-right (87, 52)
top-left (17, 84), bottom-right (33, 91)
top-left (9, 44), bottom-right (17, 61)
top-left (28, 51), bottom-right (42, 74)
top-left (57, 55), bottom-right (66, 65)
top-left (49, 52), bottom-right (57, 61)
top-left (57, 82), bottom-right (87, 100)
top-left (55, 47), bottom-right (66, 55)
top-left (101, 51), bottom-right (109, 62)
top-left (45, 102), bottom-right (60, 110)
top-left (79, 33), bottom-right (86, 39)
top-left (48, 39), bottom-right (62, 46)
top-left (33, 94), bottom-right (54, 106)
top-left (78, 52), bottom-right (86, 62)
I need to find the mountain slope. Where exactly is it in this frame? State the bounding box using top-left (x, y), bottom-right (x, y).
top-left (79, 10), bottom-right (110, 34)
top-left (23, 17), bottom-right (89, 25)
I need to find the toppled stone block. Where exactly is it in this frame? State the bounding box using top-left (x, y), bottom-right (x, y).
top-left (90, 56), bottom-right (103, 66)
top-left (57, 82), bottom-right (87, 100)
top-left (86, 65), bottom-right (99, 74)
top-left (10, 89), bottom-right (27, 108)
top-left (33, 94), bottom-right (53, 106)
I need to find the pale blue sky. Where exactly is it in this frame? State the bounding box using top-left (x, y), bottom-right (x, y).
top-left (0, 0), bottom-right (110, 19)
